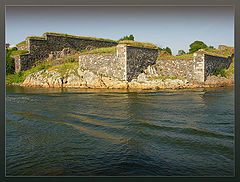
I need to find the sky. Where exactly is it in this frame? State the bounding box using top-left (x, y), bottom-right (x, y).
top-left (6, 6), bottom-right (234, 55)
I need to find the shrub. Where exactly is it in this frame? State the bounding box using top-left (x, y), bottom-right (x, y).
top-left (17, 71), bottom-right (23, 77)
top-left (139, 68), bottom-right (144, 73)
top-left (214, 66), bottom-right (220, 76)
top-left (177, 50), bottom-right (186, 56)
top-left (220, 69), bottom-right (227, 77)
top-left (67, 58), bottom-right (75, 63)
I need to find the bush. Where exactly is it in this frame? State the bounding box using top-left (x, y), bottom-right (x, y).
top-left (177, 50), bottom-right (186, 56)
top-left (213, 66), bottom-right (227, 77)
top-left (220, 69), bottom-right (227, 77)
top-left (17, 71), bottom-right (23, 77)
top-left (214, 66), bottom-right (220, 76)
top-left (67, 58), bottom-right (75, 63)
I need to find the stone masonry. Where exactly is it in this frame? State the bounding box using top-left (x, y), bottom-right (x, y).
top-left (13, 32), bottom-right (233, 83)
top-left (79, 44), bottom-right (159, 81)
top-left (154, 52), bottom-right (233, 83)
top-left (14, 33), bottom-right (117, 72)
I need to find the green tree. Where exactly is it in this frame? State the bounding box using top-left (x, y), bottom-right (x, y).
top-left (165, 47), bottom-right (172, 55)
top-left (128, 34), bottom-right (134, 41)
top-left (189, 41), bottom-right (207, 53)
top-left (177, 50), bottom-right (186, 55)
top-left (119, 34), bottom-right (135, 41)
top-left (6, 49), bottom-right (15, 75)
top-left (158, 46), bottom-right (172, 55)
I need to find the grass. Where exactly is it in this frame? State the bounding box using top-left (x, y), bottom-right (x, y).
top-left (27, 36), bottom-right (46, 40)
top-left (79, 46), bottom-right (117, 55)
top-left (47, 62), bottom-right (79, 77)
top-left (225, 58), bottom-right (234, 78)
top-left (43, 32), bottom-right (117, 43)
top-left (16, 40), bottom-right (26, 46)
top-left (6, 61), bottom-right (52, 84)
top-left (157, 47), bottom-right (233, 60)
top-left (158, 53), bottom-right (194, 60)
top-left (118, 40), bottom-right (158, 49)
top-left (197, 47), bottom-right (234, 58)
top-left (10, 50), bottom-right (29, 56)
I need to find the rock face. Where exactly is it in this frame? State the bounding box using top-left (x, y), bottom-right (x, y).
top-left (21, 66), bottom-right (234, 89)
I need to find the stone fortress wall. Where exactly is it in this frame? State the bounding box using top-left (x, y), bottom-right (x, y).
top-left (79, 45), bottom-right (158, 81)
top-left (152, 53), bottom-right (233, 82)
top-left (13, 32), bottom-right (233, 83)
top-left (14, 33), bottom-right (117, 72)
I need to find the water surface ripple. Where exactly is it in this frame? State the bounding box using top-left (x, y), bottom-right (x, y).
top-left (6, 86), bottom-right (234, 176)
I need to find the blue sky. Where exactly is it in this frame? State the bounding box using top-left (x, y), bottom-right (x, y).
top-left (6, 6), bottom-right (234, 55)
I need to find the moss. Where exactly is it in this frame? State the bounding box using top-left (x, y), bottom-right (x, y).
top-left (16, 40), bottom-right (26, 46)
top-left (118, 40), bottom-right (157, 49)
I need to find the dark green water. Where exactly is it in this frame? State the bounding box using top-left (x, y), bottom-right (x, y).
top-left (6, 86), bottom-right (234, 176)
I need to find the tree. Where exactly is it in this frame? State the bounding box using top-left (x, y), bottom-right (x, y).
top-left (177, 50), bottom-right (186, 55)
top-left (6, 49), bottom-right (15, 75)
top-left (158, 46), bottom-right (172, 55)
top-left (128, 34), bottom-right (134, 41)
top-left (119, 34), bottom-right (135, 41)
top-left (165, 47), bottom-right (172, 55)
top-left (189, 41), bottom-right (207, 53)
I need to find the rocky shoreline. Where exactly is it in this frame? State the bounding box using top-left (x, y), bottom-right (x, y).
top-left (7, 69), bottom-right (234, 90)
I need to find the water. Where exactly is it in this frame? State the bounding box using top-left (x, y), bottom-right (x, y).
top-left (6, 86), bottom-right (234, 176)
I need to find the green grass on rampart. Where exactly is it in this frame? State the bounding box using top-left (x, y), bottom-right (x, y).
top-left (16, 41), bottom-right (26, 46)
top-left (79, 46), bottom-right (117, 55)
top-left (10, 50), bottom-right (29, 56)
top-left (118, 40), bottom-right (158, 49)
top-left (44, 32), bottom-right (117, 43)
top-left (157, 53), bottom-right (194, 60)
top-left (6, 54), bottom-right (79, 84)
top-left (27, 36), bottom-right (46, 40)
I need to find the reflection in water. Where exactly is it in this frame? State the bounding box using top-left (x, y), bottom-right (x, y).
top-left (6, 86), bottom-right (234, 176)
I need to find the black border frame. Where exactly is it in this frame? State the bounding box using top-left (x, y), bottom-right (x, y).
top-left (0, 0), bottom-right (239, 182)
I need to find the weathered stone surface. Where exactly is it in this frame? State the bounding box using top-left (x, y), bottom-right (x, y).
top-left (126, 46), bottom-right (158, 81)
top-left (14, 33), bottom-right (117, 73)
top-left (79, 53), bottom-right (125, 80)
top-left (20, 67), bottom-right (234, 89)
top-left (137, 73), bottom-right (148, 82)
top-left (79, 45), bottom-right (158, 82)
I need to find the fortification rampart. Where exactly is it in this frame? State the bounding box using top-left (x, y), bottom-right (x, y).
top-left (79, 45), bottom-right (158, 81)
top-left (204, 53), bottom-right (233, 80)
top-left (126, 46), bottom-right (158, 81)
top-left (13, 32), bottom-right (233, 84)
top-left (153, 59), bottom-right (196, 81)
top-left (14, 33), bottom-right (118, 72)
top-left (154, 53), bottom-right (233, 83)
